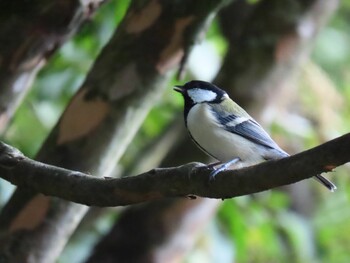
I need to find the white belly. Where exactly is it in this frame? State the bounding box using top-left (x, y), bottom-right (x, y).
top-left (187, 104), bottom-right (266, 167)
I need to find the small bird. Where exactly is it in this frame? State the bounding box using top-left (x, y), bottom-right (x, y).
top-left (174, 80), bottom-right (336, 191)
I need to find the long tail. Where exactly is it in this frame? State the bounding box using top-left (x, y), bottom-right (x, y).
top-left (314, 174), bottom-right (337, 192)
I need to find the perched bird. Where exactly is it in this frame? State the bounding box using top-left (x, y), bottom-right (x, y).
top-left (174, 80), bottom-right (336, 191)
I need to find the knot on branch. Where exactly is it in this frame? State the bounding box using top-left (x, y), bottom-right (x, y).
top-left (0, 142), bottom-right (24, 168)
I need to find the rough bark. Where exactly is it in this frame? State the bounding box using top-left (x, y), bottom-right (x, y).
top-left (0, 0), bottom-right (104, 133)
top-left (0, 1), bottom-right (228, 262)
top-left (0, 134), bottom-right (348, 206)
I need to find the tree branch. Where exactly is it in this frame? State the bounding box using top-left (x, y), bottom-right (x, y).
top-left (0, 133), bottom-right (349, 207)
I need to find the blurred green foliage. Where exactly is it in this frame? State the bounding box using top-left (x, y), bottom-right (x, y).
top-left (1, 0), bottom-right (350, 263)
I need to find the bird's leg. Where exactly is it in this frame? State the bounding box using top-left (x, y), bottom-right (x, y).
top-left (209, 157), bottom-right (240, 180)
top-left (206, 161), bottom-right (221, 169)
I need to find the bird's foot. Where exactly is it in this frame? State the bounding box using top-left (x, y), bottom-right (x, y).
top-left (206, 161), bottom-right (221, 170)
top-left (209, 158), bottom-right (240, 181)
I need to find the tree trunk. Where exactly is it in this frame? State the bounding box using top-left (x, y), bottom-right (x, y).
top-left (0, 1), bottom-right (229, 262)
top-left (0, 0), bottom-right (104, 133)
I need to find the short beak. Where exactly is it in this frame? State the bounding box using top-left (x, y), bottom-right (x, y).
top-left (173, 85), bottom-right (184, 93)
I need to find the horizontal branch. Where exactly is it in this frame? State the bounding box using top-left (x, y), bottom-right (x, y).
top-left (0, 133), bottom-right (349, 207)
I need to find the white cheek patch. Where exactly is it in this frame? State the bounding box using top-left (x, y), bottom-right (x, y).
top-left (188, 89), bottom-right (217, 103)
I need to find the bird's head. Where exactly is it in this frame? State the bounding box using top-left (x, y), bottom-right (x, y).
top-left (174, 80), bottom-right (228, 105)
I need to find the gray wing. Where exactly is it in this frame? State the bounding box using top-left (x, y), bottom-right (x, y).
top-left (214, 112), bottom-right (286, 154)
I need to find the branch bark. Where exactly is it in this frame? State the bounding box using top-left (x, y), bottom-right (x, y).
top-left (0, 1), bottom-right (231, 262)
top-left (0, 133), bottom-right (348, 207)
top-left (0, 0), bottom-right (104, 132)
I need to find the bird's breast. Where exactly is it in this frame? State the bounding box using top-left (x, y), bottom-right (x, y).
top-left (186, 104), bottom-right (266, 166)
